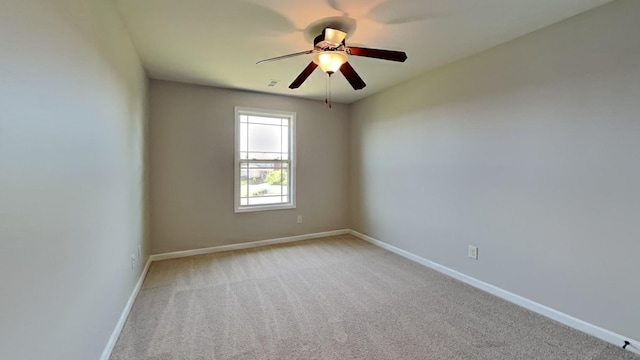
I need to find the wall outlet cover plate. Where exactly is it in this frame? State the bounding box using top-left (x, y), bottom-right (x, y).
top-left (468, 245), bottom-right (478, 260)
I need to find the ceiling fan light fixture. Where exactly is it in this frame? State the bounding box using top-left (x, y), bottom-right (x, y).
top-left (313, 51), bottom-right (347, 74)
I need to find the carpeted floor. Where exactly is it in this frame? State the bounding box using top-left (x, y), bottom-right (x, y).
top-left (110, 235), bottom-right (638, 359)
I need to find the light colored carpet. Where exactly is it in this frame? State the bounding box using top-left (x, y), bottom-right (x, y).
top-left (110, 235), bottom-right (637, 359)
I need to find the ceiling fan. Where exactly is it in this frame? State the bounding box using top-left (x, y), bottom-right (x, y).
top-left (257, 28), bottom-right (407, 91)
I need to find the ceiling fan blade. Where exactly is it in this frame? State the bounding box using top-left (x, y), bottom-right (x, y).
top-left (326, 0), bottom-right (345, 13)
top-left (289, 62), bottom-right (318, 89)
top-left (347, 47), bottom-right (407, 62)
top-left (339, 62), bottom-right (366, 90)
top-left (257, 50), bottom-right (314, 64)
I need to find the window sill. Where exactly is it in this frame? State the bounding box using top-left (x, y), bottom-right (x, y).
top-left (235, 203), bottom-right (296, 213)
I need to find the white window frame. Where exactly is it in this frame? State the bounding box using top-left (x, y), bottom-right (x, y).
top-left (234, 106), bottom-right (296, 213)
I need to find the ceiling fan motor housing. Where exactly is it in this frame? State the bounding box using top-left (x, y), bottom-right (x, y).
top-left (314, 29), bottom-right (346, 50)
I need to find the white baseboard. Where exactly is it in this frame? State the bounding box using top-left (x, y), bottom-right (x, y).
top-left (150, 229), bottom-right (350, 262)
top-left (349, 229), bottom-right (640, 355)
top-left (100, 256), bottom-right (153, 360)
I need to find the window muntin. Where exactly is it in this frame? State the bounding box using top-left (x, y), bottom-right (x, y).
top-left (235, 107), bottom-right (295, 212)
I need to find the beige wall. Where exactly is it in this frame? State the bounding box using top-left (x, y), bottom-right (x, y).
top-left (0, 1), bottom-right (148, 359)
top-left (149, 80), bottom-right (350, 254)
top-left (350, 0), bottom-right (640, 342)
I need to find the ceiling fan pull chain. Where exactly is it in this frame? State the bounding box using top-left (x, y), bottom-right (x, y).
top-left (325, 73), bottom-right (331, 108)
top-left (325, 74), bottom-right (328, 106)
top-left (328, 74), bottom-right (332, 109)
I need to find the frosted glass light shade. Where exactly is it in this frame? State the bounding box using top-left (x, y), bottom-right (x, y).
top-left (324, 28), bottom-right (347, 46)
top-left (313, 51), bottom-right (348, 73)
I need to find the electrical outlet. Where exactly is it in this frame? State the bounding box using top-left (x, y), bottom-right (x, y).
top-left (468, 245), bottom-right (478, 260)
top-left (138, 245), bottom-right (141, 259)
top-left (297, 215), bottom-right (303, 224)
top-left (131, 254), bottom-right (136, 270)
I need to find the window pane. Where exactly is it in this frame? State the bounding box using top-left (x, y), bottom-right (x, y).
top-left (243, 119), bottom-right (289, 160)
top-left (239, 162), bottom-right (289, 205)
top-left (281, 125), bottom-right (289, 153)
top-left (246, 115), bottom-right (283, 126)
top-left (240, 123), bottom-right (248, 154)
top-left (248, 152), bottom-right (283, 160)
top-left (248, 123), bottom-right (282, 154)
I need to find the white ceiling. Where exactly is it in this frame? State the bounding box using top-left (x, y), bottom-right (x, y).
top-left (114, 0), bottom-right (612, 104)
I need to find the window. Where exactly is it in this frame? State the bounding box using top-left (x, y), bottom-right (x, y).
top-left (235, 107), bottom-right (296, 213)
